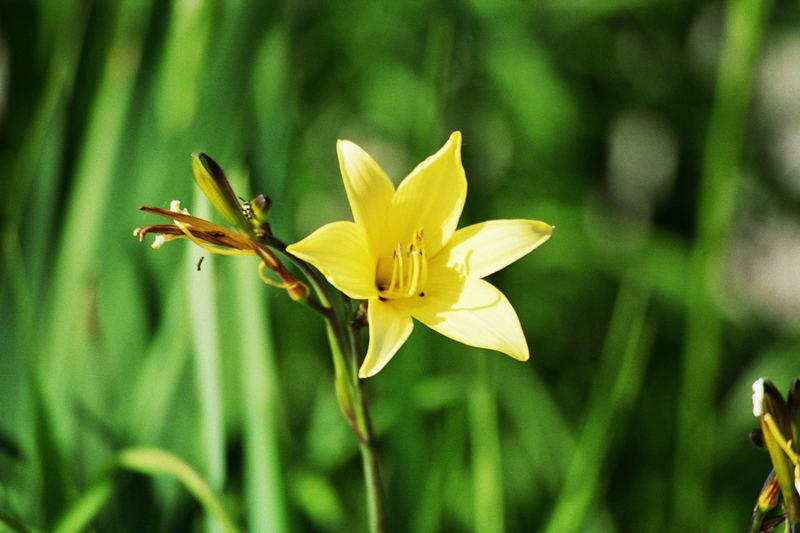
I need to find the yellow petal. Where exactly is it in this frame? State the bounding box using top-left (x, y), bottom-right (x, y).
top-left (287, 221), bottom-right (377, 300)
top-left (432, 219), bottom-right (553, 279)
top-left (398, 269), bottom-right (529, 361)
top-left (387, 132), bottom-right (466, 257)
top-left (359, 300), bottom-right (414, 378)
top-left (337, 140), bottom-right (395, 255)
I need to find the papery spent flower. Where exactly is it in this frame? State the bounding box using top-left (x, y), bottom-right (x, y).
top-left (287, 132), bottom-right (553, 377)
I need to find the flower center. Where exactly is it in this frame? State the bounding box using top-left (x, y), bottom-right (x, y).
top-left (376, 228), bottom-right (427, 300)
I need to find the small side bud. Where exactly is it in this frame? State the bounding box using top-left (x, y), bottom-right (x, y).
top-left (757, 471), bottom-right (781, 510)
top-left (286, 280), bottom-right (310, 302)
top-left (191, 152), bottom-right (252, 235)
top-left (750, 471), bottom-right (784, 533)
top-left (250, 194), bottom-right (272, 224)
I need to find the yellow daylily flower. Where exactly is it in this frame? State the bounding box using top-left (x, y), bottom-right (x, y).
top-left (287, 132), bottom-right (553, 378)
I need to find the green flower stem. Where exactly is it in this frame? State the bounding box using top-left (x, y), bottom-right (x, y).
top-left (322, 304), bottom-right (386, 533)
top-left (268, 235), bottom-right (386, 532)
top-left (346, 299), bottom-right (386, 533)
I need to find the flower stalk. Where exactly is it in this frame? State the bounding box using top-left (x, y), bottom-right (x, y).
top-left (135, 133), bottom-right (551, 533)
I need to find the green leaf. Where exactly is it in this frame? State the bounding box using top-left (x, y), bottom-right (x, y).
top-left (117, 447), bottom-right (241, 533)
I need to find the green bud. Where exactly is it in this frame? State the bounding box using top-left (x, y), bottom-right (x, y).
top-left (191, 152), bottom-right (252, 236)
top-left (250, 194), bottom-right (272, 224)
top-left (749, 471), bottom-right (782, 533)
top-left (753, 470), bottom-right (780, 518)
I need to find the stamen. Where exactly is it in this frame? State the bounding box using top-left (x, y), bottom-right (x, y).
top-left (395, 243), bottom-right (404, 293)
top-left (408, 246), bottom-right (422, 296)
top-left (376, 228), bottom-right (427, 300)
top-left (387, 247), bottom-right (399, 294)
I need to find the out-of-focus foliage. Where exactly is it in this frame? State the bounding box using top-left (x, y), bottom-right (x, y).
top-left (1, 0), bottom-right (799, 531)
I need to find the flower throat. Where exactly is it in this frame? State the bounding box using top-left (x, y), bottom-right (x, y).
top-left (376, 228), bottom-right (427, 300)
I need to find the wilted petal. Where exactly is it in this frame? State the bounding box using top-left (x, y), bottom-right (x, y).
top-left (388, 132), bottom-right (466, 257)
top-left (138, 206), bottom-right (254, 249)
top-left (398, 271), bottom-right (529, 361)
top-left (433, 219), bottom-right (553, 279)
top-left (360, 300), bottom-right (414, 378)
top-left (287, 221), bottom-right (377, 300)
top-left (337, 140), bottom-right (395, 255)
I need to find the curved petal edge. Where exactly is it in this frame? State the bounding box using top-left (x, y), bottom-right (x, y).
top-left (360, 300), bottom-right (414, 378)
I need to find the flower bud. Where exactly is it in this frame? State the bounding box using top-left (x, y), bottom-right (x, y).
top-left (757, 471), bottom-right (780, 511)
top-left (285, 280), bottom-right (310, 302)
top-left (191, 152), bottom-right (252, 236)
top-left (250, 194), bottom-right (272, 224)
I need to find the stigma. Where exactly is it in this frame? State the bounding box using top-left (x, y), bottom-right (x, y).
top-left (376, 229), bottom-right (427, 300)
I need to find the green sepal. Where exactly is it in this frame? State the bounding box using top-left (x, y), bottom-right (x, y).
top-left (191, 152), bottom-right (253, 236)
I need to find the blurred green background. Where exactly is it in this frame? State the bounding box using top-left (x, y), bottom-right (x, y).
top-left (1, 0), bottom-right (799, 531)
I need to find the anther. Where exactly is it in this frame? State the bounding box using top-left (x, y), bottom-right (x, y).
top-left (376, 228), bottom-right (427, 300)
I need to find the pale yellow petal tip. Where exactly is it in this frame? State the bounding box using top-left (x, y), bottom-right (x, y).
top-left (358, 358), bottom-right (390, 379)
top-left (336, 139), bottom-right (358, 154)
top-left (532, 220), bottom-right (554, 234)
top-left (336, 139), bottom-right (369, 173)
top-left (444, 131), bottom-right (462, 156)
top-left (513, 344), bottom-right (530, 362)
top-left (358, 348), bottom-right (396, 379)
